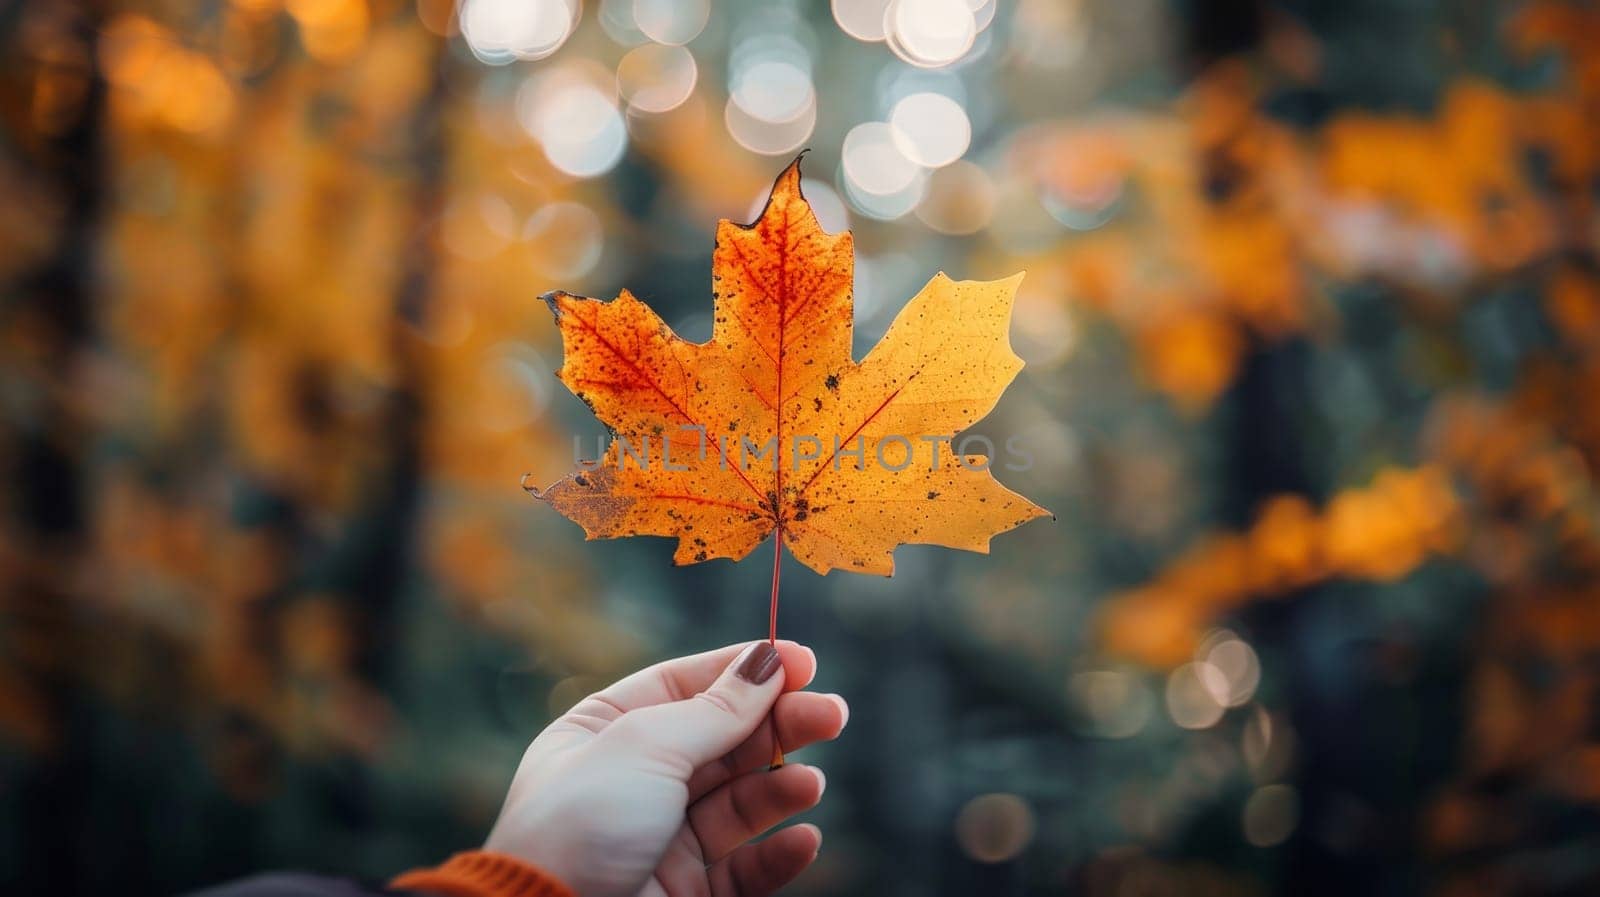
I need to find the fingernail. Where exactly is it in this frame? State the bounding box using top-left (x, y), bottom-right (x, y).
top-left (736, 642), bottom-right (781, 684)
top-left (827, 693), bottom-right (849, 727)
top-left (809, 765), bottom-right (826, 797)
top-left (803, 823), bottom-right (822, 855)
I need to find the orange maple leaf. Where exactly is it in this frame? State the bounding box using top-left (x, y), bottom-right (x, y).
top-left (527, 157), bottom-right (1049, 577)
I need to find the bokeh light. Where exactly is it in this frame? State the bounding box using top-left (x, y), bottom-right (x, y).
top-left (841, 121), bottom-right (926, 219)
top-left (889, 92), bottom-right (971, 167)
top-left (832, 0), bottom-right (892, 42)
top-left (523, 202), bottom-right (605, 280)
top-left (459, 0), bottom-right (578, 64)
top-left (477, 343), bottom-right (554, 433)
top-left (955, 793), bottom-right (1037, 863)
top-left (723, 29), bottom-right (817, 155)
top-left (518, 66), bottom-right (628, 178)
top-left (634, 0), bottom-right (711, 46)
top-left (1201, 629), bottom-right (1262, 707)
top-left (616, 44), bottom-right (698, 114)
top-left (1165, 661), bottom-right (1227, 729)
top-left (970, 0), bottom-right (998, 32)
top-left (1242, 784), bottom-right (1300, 847)
top-left (724, 91), bottom-right (816, 156)
top-left (731, 59), bottom-right (814, 124)
top-left (599, 0), bottom-right (649, 45)
top-left (885, 0), bottom-right (977, 68)
top-left (1070, 669), bottom-right (1154, 739)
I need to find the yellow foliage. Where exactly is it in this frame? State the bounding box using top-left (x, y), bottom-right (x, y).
top-left (1100, 467), bottom-right (1461, 666)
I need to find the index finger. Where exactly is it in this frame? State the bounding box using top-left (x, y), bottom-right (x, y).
top-left (588, 640), bottom-right (816, 715)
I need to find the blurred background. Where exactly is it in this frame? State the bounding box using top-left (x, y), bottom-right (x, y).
top-left (2, 0), bottom-right (1599, 894)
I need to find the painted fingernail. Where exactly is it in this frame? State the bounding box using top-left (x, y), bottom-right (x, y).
top-left (736, 642), bottom-right (781, 684)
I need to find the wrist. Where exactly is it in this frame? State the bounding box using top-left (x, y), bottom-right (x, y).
top-left (484, 822), bottom-right (582, 895)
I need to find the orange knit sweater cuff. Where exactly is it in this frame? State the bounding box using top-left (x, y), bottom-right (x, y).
top-left (389, 850), bottom-right (575, 897)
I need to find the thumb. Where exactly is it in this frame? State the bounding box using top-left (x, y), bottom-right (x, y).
top-left (610, 641), bottom-right (786, 771)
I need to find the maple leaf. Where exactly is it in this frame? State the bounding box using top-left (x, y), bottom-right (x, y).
top-left (527, 157), bottom-right (1049, 577)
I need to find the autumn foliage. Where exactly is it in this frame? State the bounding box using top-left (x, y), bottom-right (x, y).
top-left (3, 0), bottom-right (1600, 894)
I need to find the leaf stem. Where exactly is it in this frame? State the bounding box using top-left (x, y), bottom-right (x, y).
top-left (768, 526), bottom-right (785, 769)
top-left (769, 526), bottom-right (782, 645)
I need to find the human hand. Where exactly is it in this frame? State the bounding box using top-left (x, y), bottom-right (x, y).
top-left (485, 641), bottom-right (849, 897)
